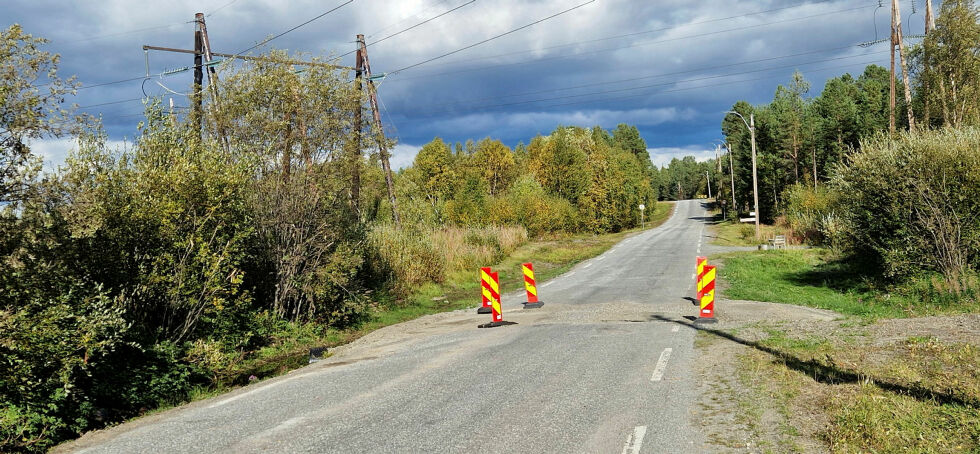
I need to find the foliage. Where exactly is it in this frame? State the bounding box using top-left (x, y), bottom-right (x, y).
top-left (833, 128), bottom-right (980, 281)
top-left (407, 125), bottom-right (655, 235)
top-left (782, 183), bottom-right (840, 245)
top-left (367, 224), bottom-right (527, 295)
top-left (0, 24), bottom-right (87, 205)
top-left (917, 0), bottom-right (980, 128)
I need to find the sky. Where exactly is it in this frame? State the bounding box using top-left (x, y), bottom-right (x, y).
top-left (5, 0), bottom-right (931, 170)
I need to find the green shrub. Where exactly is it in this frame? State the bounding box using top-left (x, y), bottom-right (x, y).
top-left (782, 183), bottom-right (840, 244)
top-left (833, 128), bottom-right (980, 280)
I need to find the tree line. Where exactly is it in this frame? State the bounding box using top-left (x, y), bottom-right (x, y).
top-left (715, 0), bottom-right (980, 287)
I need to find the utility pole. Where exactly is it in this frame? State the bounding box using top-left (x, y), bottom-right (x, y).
top-left (195, 13), bottom-right (231, 151)
top-left (715, 144), bottom-right (721, 173)
top-left (750, 113), bottom-right (759, 240)
top-left (350, 35), bottom-right (366, 215)
top-left (192, 25), bottom-right (203, 135)
top-left (705, 170), bottom-right (712, 199)
top-left (358, 36), bottom-right (401, 226)
top-left (727, 143), bottom-right (736, 212)
top-left (196, 13), bottom-right (219, 102)
top-left (727, 111), bottom-right (760, 240)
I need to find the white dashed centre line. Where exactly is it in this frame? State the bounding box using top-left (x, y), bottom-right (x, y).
top-left (650, 348), bottom-right (673, 382)
top-left (621, 426), bottom-right (647, 454)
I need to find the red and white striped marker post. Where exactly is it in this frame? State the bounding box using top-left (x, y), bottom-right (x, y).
top-left (695, 264), bottom-right (717, 323)
top-left (490, 272), bottom-right (502, 323)
top-left (696, 256), bottom-right (707, 301)
top-left (479, 272), bottom-right (508, 328)
top-left (522, 262), bottom-right (544, 309)
top-left (478, 267), bottom-right (493, 314)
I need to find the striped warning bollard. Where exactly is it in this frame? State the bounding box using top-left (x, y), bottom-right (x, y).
top-left (478, 267), bottom-right (493, 314)
top-left (522, 262), bottom-right (544, 309)
top-left (695, 264), bottom-right (717, 323)
top-left (490, 272), bottom-right (502, 322)
top-left (479, 272), bottom-right (508, 328)
top-left (696, 256), bottom-right (707, 302)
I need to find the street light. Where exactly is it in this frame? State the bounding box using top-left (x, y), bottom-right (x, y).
top-left (726, 110), bottom-right (760, 240)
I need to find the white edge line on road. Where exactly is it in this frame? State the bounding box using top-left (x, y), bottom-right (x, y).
top-left (672, 325), bottom-right (680, 332)
top-left (650, 347), bottom-right (673, 382)
top-left (621, 425), bottom-right (647, 454)
top-left (583, 262), bottom-right (592, 268)
top-left (207, 370), bottom-right (312, 409)
top-left (596, 255), bottom-right (605, 261)
top-left (566, 271), bottom-right (576, 277)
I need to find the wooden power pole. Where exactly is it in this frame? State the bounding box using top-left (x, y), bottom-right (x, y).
top-left (357, 36), bottom-right (401, 226)
top-left (727, 143), bottom-right (736, 212)
top-left (192, 26), bottom-right (203, 134)
top-left (350, 35), bottom-right (365, 215)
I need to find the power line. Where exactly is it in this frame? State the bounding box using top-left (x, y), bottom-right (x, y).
top-left (365, 0), bottom-right (454, 38)
top-left (207, 0), bottom-right (242, 17)
top-left (388, 0), bottom-right (597, 75)
top-left (422, 44), bottom-right (869, 109)
top-left (535, 60), bottom-right (885, 112)
top-left (407, 50), bottom-right (887, 117)
top-left (415, 0), bottom-right (863, 69)
top-left (338, 0), bottom-right (476, 57)
top-left (79, 97), bottom-right (146, 108)
top-left (398, 58), bottom-right (884, 120)
top-left (387, 3), bottom-right (876, 82)
top-left (235, 0), bottom-right (355, 55)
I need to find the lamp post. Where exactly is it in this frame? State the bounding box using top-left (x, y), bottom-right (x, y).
top-left (726, 110), bottom-right (760, 240)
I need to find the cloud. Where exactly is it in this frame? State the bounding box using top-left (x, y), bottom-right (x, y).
top-left (5, 0), bottom-right (893, 171)
top-left (389, 143), bottom-right (422, 170)
top-left (27, 137), bottom-right (131, 172)
top-left (425, 107), bottom-right (696, 138)
top-left (647, 146), bottom-right (717, 168)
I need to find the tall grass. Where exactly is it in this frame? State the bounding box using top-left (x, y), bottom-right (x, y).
top-left (368, 224), bottom-right (528, 294)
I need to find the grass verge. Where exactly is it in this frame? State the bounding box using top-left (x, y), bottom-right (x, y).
top-left (709, 219), bottom-right (791, 247)
top-left (717, 248), bottom-right (980, 319)
top-left (722, 326), bottom-right (980, 453)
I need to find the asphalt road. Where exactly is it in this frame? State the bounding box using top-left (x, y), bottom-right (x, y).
top-left (59, 199), bottom-right (715, 454)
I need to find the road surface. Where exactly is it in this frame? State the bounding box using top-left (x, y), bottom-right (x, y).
top-left (59, 199), bottom-right (716, 454)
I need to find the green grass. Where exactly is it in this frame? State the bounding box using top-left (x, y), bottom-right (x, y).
top-left (718, 248), bottom-right (909, 318)
top-left (718, 248), bottom-right (980, 319)
top-left (710, 219), bottom-right (791, 247)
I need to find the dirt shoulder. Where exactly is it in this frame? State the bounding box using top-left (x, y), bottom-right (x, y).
top-left (695, 298), bottom-right (980, 453)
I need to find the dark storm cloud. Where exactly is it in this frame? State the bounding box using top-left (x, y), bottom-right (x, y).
top-left (3, 0), bottom-right (918, 168)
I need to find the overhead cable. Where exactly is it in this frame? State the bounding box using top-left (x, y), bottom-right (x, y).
top-left (387, 0), bottom-right (596, 75)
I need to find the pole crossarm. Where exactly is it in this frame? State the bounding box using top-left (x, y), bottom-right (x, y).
top-left (142, 45), bottom-right (355, 70)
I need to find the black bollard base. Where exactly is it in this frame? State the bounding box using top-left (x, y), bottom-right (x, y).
top-left (522, 301), bottom-right (544, 309)
top-left (477, 306), bottom-right (492, 314)
top-left (478, 321), bottom-right (517, 328)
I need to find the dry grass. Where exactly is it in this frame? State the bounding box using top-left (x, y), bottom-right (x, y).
top-left (368, 224), bottom-right (529, 294)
